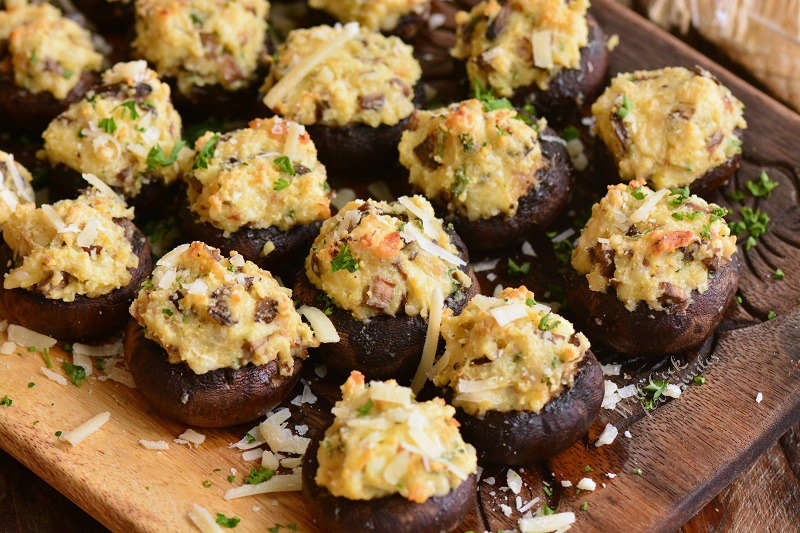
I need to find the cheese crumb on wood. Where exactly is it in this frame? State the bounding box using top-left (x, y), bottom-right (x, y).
top-left (187, 504), bottom-right (223, 533)
top-left (576, 477), bottom-right (596, 491)
top-left (60, 411), bottom-right (110, 446)
top-left (41, 367), bottom-right (68, 386)
top-left (139, 439), bottom-right (169, 450)
top-left (594, 423), bottom-right (618, 447)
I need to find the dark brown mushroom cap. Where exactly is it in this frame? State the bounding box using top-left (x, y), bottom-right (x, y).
top-left (72, 0), bottom-right (134, 29)
top-left (565, 254), bottom-right (739, 357)
top-left (0, 218), bottom-right (153, 342)
top-left (123, 319), bottom-right (305, 428)
top-left (511, 14), bottom-right (609, 127)
top-left (292, 230), bottom-right (478, 381)
top-left (176, 201), bottom-right (323, 277)
top-left (0, 70), bottom-right (99, 133)
top-left (595, 128), bottom-right (744, 195)
top-left (440, 126), bottom-right (573, 253)
top-left (302, 436), bottom-right (477, 533)
top-left (46, 164), bottom-right (180, 221)
top-left (447, 349), bottom-right (603, 465)
top-left (278, 82), bottom-right (425, 175)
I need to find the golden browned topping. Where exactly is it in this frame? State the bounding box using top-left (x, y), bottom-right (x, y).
top-left (571, 180), bottom-right (737, 312)
top-left (592, 67), bottom-right (747, 189)
top-left (432, 286), bottom-right (588, 416)
top-left (0, 3), bottom-right (102, 99)
top-left (185, 117), bottom-right (330, 234)
top-left (399, 99), bottom-right (546, 221)
top-left (308, 0), bottom-right (427, 31)
top-left (134, 0), bottom-right (270, 96)
top-left (452, 0), bottom-right (589, 97)
top-left (305, 196), bottom-right (472, 321)
top-left (3, 184), bottom-right (138, 302)
top-left (316, 371), bottom-right (477, 502)
top-left (130, 241), bottom-right (318, 375)
top-left (42, 61), bottom-right (191, 198)
top-left (0, 151), bottom-right (34, 225)
top-left (262, 24), bottom-right (421, 127)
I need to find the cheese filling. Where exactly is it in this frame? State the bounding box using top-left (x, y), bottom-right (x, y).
top-left (592, 67), bottom-right (747, 189)
top-left (316, 371), bottom-right (477, 502)
top-left (305, 196), bottom-right (472, 321)
top-left (0, 3), bottom-right (103, 99)
top-left (130, 242), bottom-right (318, 375)
top-left (3, 186), bottom-right (138, 302)
top-left (134, 0), bottom-right (270, 96)
top-left (452, 0), bottom-right (589, 97)
top-left (571, 180), bottom-right (737, 312)
top-left (0, 150), bottom-right (34, 225)
top-left (42, 61), bottom-right (191, 198)
top-left (185, 117), bottom-right (331, 234)
top-left (261, 24), bottom-right (421, 127)
top-left (432, 287), bottom-right (589, 416)
top-left (399, 99), bottom-right (546, 221)
top-left (308, 0), bottom-right (427, 31)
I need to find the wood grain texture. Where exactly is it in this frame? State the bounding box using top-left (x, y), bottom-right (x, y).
top-left (1, 1), bottom-right (800, 532)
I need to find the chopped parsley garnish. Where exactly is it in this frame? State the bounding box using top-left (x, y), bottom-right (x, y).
top-left (495, 125), bottom-right (508, 136)
top-left (541, 503), bottom-right (556, 515)
top-left (215, 513), bottom-right (241, 528)
top-left (459, 133), bottom-right (474, 152)
top-left (42, 348), bottom-right (52, 368)
top-left (693, 376), bottom-right (706, 385)
top-left (245, 466), bottom-right (275, 485)
top-left (273, 178), bottom-right (289, 191)
top-left (767, 311), bottom-right (777, 320)
top-left (27, 382), bottom-right (35, 388)
top-left (267, 524), bottom-right (297, 533)
top-left (330, 244), bottom-right (358, 273)
top-left (162, 308), bottom-right (174, 317)
top-left (616, 94), bottom-right (633, 118)
top-left (639, 379), bottom-right (668, 411)
top-left (507, 258), bottom-right (531, 277)
top-left (561, 126), bottom-right (580, 141)
top-left (227, 474), bottom-right (236, 483)
top-left (629, 186), bottom-right (646, 200)
top-left (317, 293), bottom-right (335, 315)
top-left (746, 171), bottom-right (779, 198)
top-left (190, 11), bottom-right (205, 25)
top-left (542, 484), bottom-right (552, 497)
top-left (202, 480), bottom-right (212, 488)
top-left (472, 81), bottom-right (513, 112)
top-left (97, 117), bottom-right (117, 134)
top-left (633, 468), bottom-right (643, 475)
top-left (583, 465), bottom-right (593, 472)
top-left (357, 399), bottom-right (374, 417)
top-left (62, 68), bottom-right (74, 79)
top-left (55, 431), bottom-right (62, 437)
top-left (710, 207), bottom-right (728, 222)
top-left (774, 268), bottom-right (785, 280)
top-left (518, 103), bottom-right (537, 126)
top-left (118, 100), bottom-right (140, 120)
top-left (700, 224), bottom-right (712, 240)
top-left (525, 297), bottom-right (537, 307)
top-left (580, 502), bottom-right (589, 511)
top-left (537, 312), bottom-right (560, 332)
top-left (193, 134), bottom-right (220, 169)
top-left (245, 432), bottom-right (256, 443)
top-left (668, 186), bottom-right (690, 207)
top-left (0, 395), bottom-right (11, 406)
top-left (729, 206), bottom-right (769, 249)
top-left (273, 155), bottom-right (295, 176)
top-left (728, 190), bottom-right (746, 202)
top-left (146, 140), bottom-right (185, 171)
top-left (671, 211), bottom-right (702, 221)
top-left (451, 168), bottom-right (469, 197)
top-left (61, 362), bottom-right (86, 387)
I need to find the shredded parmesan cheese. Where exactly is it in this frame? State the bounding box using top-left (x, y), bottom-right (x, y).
top-left (41, 367), bottom-right (68, 386)
top-left (594, 423), bottom-right (618, 447)
top-left (224, 473), bottom-right (302, 500)
top-left (8, 325), bottom-right (57, 350)
top-left (630, 188), bottom-right (669, 222)
top-left (139, 439), bottom-right (170, 450)
top-left (242, 448), bottom-right (263, 461)
top-left (72, 341), bottom-right (123, 357)
top-left (519, 512), bottom-right (576, 532)
top-left (59, 411), bottom-right (110, 446)
top-left (188, 504), bottom-right (223, 533)
top-left (297, 306), bottom-right (340, 343)
top-left (490, 302), bottom-right (529, 327)
top-left (411, 287), bottom-right (444, 394)
top-left (176, 429), bottom-right (206, 448)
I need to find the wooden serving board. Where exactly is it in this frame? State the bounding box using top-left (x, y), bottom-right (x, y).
top-left (2, 1), bottom-right (800, 531)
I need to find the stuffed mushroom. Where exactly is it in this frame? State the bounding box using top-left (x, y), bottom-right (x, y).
top-left (303, 370), bottom-right (478, 533)
top-left (260, 23), bottom-right (423, 173)
top-left (430, 286), bottom-right (602, 464)
top-left (592, 66), bottom-right (747, 195)
top-left (307, 0), bottom-right (428, 33)
top-left (0, 177), bottom-right (152, 342)
top-left (133, 0), bottom-right (271, 117)
top-left (0, 2), bottom-right (104, 131)
top-left (451, 0), bottom-right (608, 125)
top-left (399, 98), bottom-right (572, 252)
top-left (178, 116), bottom-right (331, 274)
top-left (0, 150), bottom-right (35, 226)
top-left (126, 241), bottom-right (323, 427)
top-left (293, 196), bottom-right (478, 380)
top-left (567, 179), bottom-right (739, 356)
top-left (41, 60), bottom-right (192, 216)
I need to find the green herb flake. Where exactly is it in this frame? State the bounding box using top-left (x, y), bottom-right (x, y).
top-left (227, 474), bottom-right (236, 483)
top-left (119, 100), bottom-right (140, 120)
top-left (518, 103), bottom-right (537, 126)
top-left (97, 117), bottom-right (117, 134)
top-left (633, 468), bottom-right (643, 475)
top-left (746, 171), bottom-right (779, 198)
top-left (693, 376), bottom-right (706, 385)
top-left (202, 480), bottom-right (212, 488)
top-left (774, 268), bottom-right (785, 280)
top-left (668, 186), bottom-right (690, 207)
top-left (357, 399), bottom-right (373, 417)
top-left (583, 465), bottom-right (592, 472)
top-left (767, 311), bottom-right (777, 320)
top-left (245, 466), bottom-right (275, 485)
top-left (507, 258), bottom-right (531, 277)
top-left (617, 94), bottom-right (633, 118)
top-left (0, 395), bottom-right (11, 406)
top-left (27, 382), bottom-right (35, 388)
top-left (525, 297), bottom-right (537, 307)
top-left (215, 513), bottom-right (241, 528)
top-left (538, 312), bottom-right (561, 332)
top-left (451, 168), bottom-right (469, 197)
top-left (273, 178), bottom-right (289, 191)
top-left (193, 134), bottom-right (220, 169)
top-left (541, 503), bottom-right (556, 515)
top-left (62, 68), bottom-right (74, 79)
top-left (639, 379), bottom-right (668, 411)
top-left (162, 308), bottom-right (174, 317)
top-left (472, 81), bottom-right (513, 112)
top-left (61, 362), bottom-right (86, 386)
top-left (459, 133), bottom-right (474, 152)
top-left (580, 502), bottom-right (589, 511)
top-left (146, 140), bottom-right (186, 171)
top-left (629, 186), bottom-right (646, 200)
top-left (330, 244), bottom-right (358, 273)
top-left (273, 155), bottom-right (295, 176)
top-left (245, 432), bottom-right (256, 443)
top-left (561, 126), bottom-right (580, 141)
top-left (55, 431), bottom-right (62, 437)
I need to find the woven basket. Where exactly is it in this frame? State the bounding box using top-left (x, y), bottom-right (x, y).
top-left (640, 0), bottom-right (800, 112)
